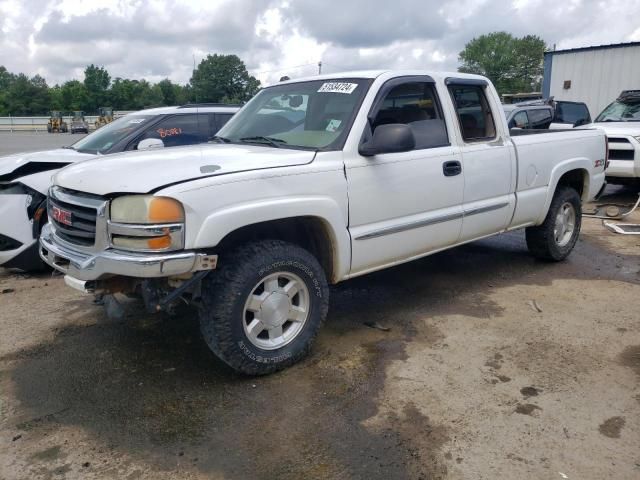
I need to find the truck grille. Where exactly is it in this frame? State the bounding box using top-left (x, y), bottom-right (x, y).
top-left (48, 188), bottom-right (103, 247)
top-left (607, 137), bottom-right (635, 161)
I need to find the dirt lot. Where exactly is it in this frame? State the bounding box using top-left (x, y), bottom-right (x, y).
top-left (0, 134), bottom-right (638, 479)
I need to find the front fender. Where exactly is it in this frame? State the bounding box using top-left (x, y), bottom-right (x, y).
top-left (192, 196), bottom-right (351, 281)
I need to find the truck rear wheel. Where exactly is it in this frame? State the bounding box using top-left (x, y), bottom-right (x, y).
top-left (199, 240), bottom-right (329, 375)
top-left (526, 186), bottom-right (582, 261)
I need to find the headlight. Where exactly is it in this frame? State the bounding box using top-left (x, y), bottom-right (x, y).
top-left (109, 195), bottom-right (185, 252)
top-left (110, 195), bottom-right (184, 224)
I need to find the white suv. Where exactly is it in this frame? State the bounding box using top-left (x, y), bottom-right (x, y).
top-left (0, 104), bottom-right (240, 271)
top-left (586, 90), bottom-right (640, 184)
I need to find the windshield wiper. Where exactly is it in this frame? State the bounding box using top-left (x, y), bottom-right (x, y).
top-left (61, 145), bottom-right (76, 150)
top-left (209, 135), bottom-right (231, 143)
top-left (239, 136), bottom-right (288, 148)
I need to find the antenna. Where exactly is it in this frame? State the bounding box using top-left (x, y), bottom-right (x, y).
top-left (318, 61), bottom-right (322, 75)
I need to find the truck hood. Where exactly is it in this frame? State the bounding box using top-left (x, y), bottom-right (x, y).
top-left (582, 122), bottom-right (640, 136)
top-left (0, 148), bottom-right (94, 182)
top-left (54, 143), bottom-right (316, 195)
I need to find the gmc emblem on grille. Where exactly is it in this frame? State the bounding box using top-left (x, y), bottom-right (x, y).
top-left (52, 206), bottom-right (72, 226)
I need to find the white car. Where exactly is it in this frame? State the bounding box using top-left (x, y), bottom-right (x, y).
top-left (0, 104), bottom-right (239, 271)
top-left (583, 90), bottom-right (640, 184)
top-left (40, 70), bottom-right (606, 375)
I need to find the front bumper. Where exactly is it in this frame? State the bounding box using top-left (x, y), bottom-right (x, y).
top-left (39, 223), bottom-right (216, 281)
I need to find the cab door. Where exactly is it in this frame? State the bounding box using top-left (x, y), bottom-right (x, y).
top-left (345, 76), bottom-right (464, 275)
top-left (446, 80), bottom-right (515, 241)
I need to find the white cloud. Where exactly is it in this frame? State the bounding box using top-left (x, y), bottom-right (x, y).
top-left (0, 0), bottom-right (638, 87)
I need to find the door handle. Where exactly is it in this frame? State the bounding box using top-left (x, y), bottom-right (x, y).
top-left (443, 160), bottom-right (462, 177)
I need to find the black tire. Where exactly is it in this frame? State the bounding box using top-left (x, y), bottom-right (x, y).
top-left (526, 186), bottom-right (582, 261)
top-left (199, 240), bottom-right (329, 375)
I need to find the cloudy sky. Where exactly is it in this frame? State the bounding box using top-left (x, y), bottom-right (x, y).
top-left (1, 0), bottom-right (639, 87)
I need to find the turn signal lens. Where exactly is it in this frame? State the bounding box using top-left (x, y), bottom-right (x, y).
top-left (147, 235), bottom-right (172, 250)
top-left (148, 197), bottom-right (184, 223)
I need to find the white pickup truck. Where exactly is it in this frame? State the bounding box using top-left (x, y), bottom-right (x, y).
top-left (40, 71), bottom-right (607, 375)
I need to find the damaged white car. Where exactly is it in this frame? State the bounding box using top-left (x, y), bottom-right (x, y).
top-left (0, 104), bottom-right (238, 271)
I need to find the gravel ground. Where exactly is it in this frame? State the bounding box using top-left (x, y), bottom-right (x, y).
top-left (0, 133), bottom-right (638, 479)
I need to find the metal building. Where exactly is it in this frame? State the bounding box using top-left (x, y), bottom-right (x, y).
top-left (542, 42), bottom-right (640, 118)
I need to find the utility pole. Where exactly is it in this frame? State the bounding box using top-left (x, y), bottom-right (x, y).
top-left (318, 61), bottom-right (322, 75)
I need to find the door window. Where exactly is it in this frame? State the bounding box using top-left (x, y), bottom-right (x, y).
top-left (528, 108), bottom-right (553, 129)
top-left (510, 111), bottom-right (529, 129)
top-left (138, 114), bottom-right (207, 148)
top-left (370, 82), bottom-right (449, 149)
top-left (448, 85), bottom-right (496, 141)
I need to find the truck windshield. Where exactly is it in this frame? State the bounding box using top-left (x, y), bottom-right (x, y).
top-left (595, 100), bottom-right (640, 122)
top-left (216, 78), bottom-right (372, 150)
top-left (70, 114), bottom-right (153, 154)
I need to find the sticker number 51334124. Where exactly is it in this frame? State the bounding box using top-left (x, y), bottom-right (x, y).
top-left (317, 82), bottom-right (358, 94)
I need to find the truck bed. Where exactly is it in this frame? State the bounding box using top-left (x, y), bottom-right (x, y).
top-left (508, 127), bottom-right (606, 228)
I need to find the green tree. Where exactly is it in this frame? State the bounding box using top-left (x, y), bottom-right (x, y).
top-left (5, 74), bottom-right (51, 115)
top-left (190, 54), bottom-right (260, 103)
top-left (49, 84), bottom-right (63, 110)
top-left (0, 66), bottom-right (16, 115)
top-left (109, 78), bottom-right (136, 110)
top-left (458, 32), bottom-right (546, 94)
top-left (157, 78), bottom-right (181, 105)
top-left (60, 80), bottom-right (90, 111)
top-left (84, 64), bottom-right (111, 113)
top-left (137, 80), bottom-right (164, 108)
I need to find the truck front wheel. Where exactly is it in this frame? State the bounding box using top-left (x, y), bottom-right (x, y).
top-left (526, 186), bottom-right (582, 261)
top-left (199, 240), bottom-right (329, 375)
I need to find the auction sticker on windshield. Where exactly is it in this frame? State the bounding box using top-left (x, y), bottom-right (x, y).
top-left (318, 82), bottom-right (358, 94)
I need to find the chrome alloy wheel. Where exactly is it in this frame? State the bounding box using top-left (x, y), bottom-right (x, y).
top-left (554, 201), bottom-right (576, 247)
top-left (242, 271), bottom-right (310, 350)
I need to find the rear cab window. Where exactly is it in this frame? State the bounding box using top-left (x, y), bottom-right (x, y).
top-left (448, 84), bottom-right (496, 141)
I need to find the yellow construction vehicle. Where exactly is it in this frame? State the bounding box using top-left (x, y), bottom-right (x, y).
top-left (94, 107), bottom-right (114, 130)
top-left (47, 111), bottom-right (68, 133)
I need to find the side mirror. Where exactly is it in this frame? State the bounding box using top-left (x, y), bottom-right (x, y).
top-left (359, 124), bottom-right (416, 157)
top-left (137, 138), bottom-right (164, 151)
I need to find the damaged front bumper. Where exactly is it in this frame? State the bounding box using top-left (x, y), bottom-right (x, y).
top-left (0, 186), bottom-right (46, 269)
top-left (39, 222), bottom-right (217, 282)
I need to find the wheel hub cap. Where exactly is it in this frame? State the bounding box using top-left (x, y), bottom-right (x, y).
top-left (554, 202), bottom-right (576, 247)
top-left (242, 271), bottom-right (310, 350)
top-left (259, 292), bottom-right (291, 327)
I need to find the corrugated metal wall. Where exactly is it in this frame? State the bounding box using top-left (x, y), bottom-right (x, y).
top-left (548, 45), bottom-right (640, 118)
